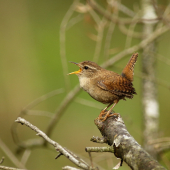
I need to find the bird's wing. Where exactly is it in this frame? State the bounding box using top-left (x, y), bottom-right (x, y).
top-left (97, 73), bottom-right (136, 99)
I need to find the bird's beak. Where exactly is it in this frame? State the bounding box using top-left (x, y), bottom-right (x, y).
top-left (68, 62), bottom-right (82, 75)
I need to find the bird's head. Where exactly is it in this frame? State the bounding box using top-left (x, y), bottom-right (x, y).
top-left (68, 61), bottom-right (102, 78)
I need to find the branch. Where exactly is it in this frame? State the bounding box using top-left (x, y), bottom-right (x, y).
top-left (107, 1), bottom-right (135, 17)
top-left (118, 23), bottom-right (143, 38)
top-left (0, 166), bottom-right (26, 170)
top-left (0, 157), bottom-right (4, 164)
top-left (86, 0), bottom-right (161, 24)
top-left (0, 139), bottom-right (25, 169)
top-left (94, 113), bottom-right (166, 170)
top-left (15, 117), bottom-right (91, 170)
top-left (60, 0), bottom-right (80, 91)
top-left (11, 88), bottom-right (64, 147)
top-left (45, 85), bottom-right (81, 138)
top-left (103, 4), bottom-right (117, 60)
top-left (85, 147), bottom-right (114, 153)
top-left (101, 25), bottom-right (169, 69)
top-left (0, 157), bottom-right (25, 170)
top-left (62, 166), bottom-right (82, 170)
top-left (90, 136), bottom-right (107, 143)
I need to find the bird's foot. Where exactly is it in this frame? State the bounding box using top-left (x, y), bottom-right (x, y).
top-left (101, 112), bottom-right (118, 122)
top-left (98, 110), bottom-right (116, 121)
top-left (106, 113), bottom-right (119, 119)
top-left (98, 110), bottom-right (106, 120)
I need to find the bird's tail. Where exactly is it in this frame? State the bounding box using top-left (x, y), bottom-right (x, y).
top-left (121, 53), bottom-right (138, 82)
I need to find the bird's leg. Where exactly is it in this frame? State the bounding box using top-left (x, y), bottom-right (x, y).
top-left (103, 103), bottom-right (112, 112)
top-left (98, 103), bottom-right (112, 120)
top-left (101, 100), bottom-right (119, 122)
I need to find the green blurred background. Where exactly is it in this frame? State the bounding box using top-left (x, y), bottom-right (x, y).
top-left (0, 0), bottom-right (170, 169)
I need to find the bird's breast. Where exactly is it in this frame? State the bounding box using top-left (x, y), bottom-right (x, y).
top-left (78, 76), bottom-right (118, 104)
top-left (78, 76), bottom-right (91, 92)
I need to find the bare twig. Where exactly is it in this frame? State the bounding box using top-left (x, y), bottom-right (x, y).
top-left (15, 117), bottom-right (90, 170)
top-left (88, 7), bottom-right (100, 24)
top-left (93, 17), bottom-right (106, 62)
top-left (125, 13), bottom-right (141, 48)
top-left (88, 7), bottom-right (106, 62)
top-left (0, 139), bottom-right (25, 169)
top-left (45, 85), bottom-right (81, 138)
top-left (137, 72), bottom-right (170, 90)
top-left (104, 19), bottom-right (116, 60)
top-left (25, 110), bottom-right (54, 118)
top-left (22, 88), bottom-right (64, 111)
top-left (155, 143), bottom-right (170, 153)
top-left (157, 53), bottom-right (170, 66)
top-left (0, 166), bottom-right (26, 170)
top-left (66, 14), bottom-right (84, 30)
top-left (55, 153), bottom-right (63, 159)
top-left (63, 148), bottom-right (89, 167)
top-left (113, 160), bottom-right (122, 170)
top-left (148, 137), bottom-right (170, 154)
top-left (62, 166), bottom-right (82, 170)
top-left (20, 150), bottom-right (31, 166)
top-left (107, 0), bottom-right (135, 17)
top-left (87, 152), bottom-right (93, 169)
top-left (103, 4), bottom-right (118, 60)
top-left (11, 89), bottom-right (63, 146)
top-left (85, 147), bottom-right (114, 153)
top-left (60, 0), bottom-right (80, 91)
top-left (0, 157), bottom-right (4, 164)
top-left (16, 139), bottom-right (43, 151)
top-left (119, 23), bottom-right (143, 38)
top-left (149, 137), bottom-right (170, 144)
top-left (87, 0), bottom-right (161, 24)
top-left (160, 154), bottom-right (170, 170)
top-left (90, 136), bottom-right (107, 143)
top-left (101, 25), bottom-right (169, 69)
top-left (161, 4), bottom-right (170, 29)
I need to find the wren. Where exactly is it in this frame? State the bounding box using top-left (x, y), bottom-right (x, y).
top-left (68, 53), bottom-right (138, 121)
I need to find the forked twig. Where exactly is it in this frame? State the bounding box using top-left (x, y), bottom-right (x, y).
top-left (11, 88), bottom-right (64, 146)
top-left (0, 139), bottom-right (25, 169)
top-left (87, 0), bottom-right (161, 24)
top-left (15, 117), bottom-right (90, 170)
top-left (101, 25), bottom-right (169, 69)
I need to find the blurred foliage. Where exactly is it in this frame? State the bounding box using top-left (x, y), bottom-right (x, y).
top-left (0, 0), bottom-right (170, 170)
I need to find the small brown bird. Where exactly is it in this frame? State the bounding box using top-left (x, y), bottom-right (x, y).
top-left (68, 53), bottom-right (138, 121)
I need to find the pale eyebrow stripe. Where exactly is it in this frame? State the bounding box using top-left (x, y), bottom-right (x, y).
top-left (85, 65), bottom-right (97, 70)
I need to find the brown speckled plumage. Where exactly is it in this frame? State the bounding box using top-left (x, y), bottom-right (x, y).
top-left (69, 53), bottom-right (138, 121)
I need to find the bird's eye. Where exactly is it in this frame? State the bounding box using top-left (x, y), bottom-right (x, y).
top-left (84, 66), bottom-right (89, 70)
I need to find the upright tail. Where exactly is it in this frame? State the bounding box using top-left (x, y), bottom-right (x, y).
top-left (121, 53), bottom-right (138, 82)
